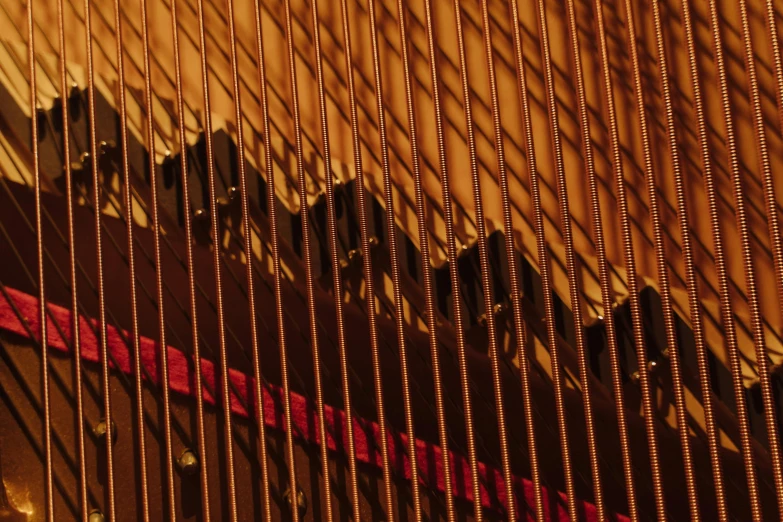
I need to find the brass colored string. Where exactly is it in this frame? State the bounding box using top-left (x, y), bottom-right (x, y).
top-left (472, 0), bottom-right (519, 517)
top-left (387, 0), bottom-right (424, 514)
top-left (591, 0), bottom-right (661, 517)
top-left (503, 0), bottom-right (548, 518)
top-left (649, 0), bottom-right (716, 515)
top-left (736, 0), bottom-right (783, 514)
top-left (54, 0), bottom-right (89, 515)
top-left (242, 0), bottom-right (302, 515)
top-left (420, 0), bottom-right (482, 516)
top-left (115, 0), bottom-right (151, 514)
top-left (194, 0), bottom-right (240, 514)
top-left (617, 0), bottom-right (668, 514)
top-left (137, 0), bottom-right (176, 515)
top-left (345, 0), bottom-right (399, 516)
top-left (224, 0), bottom-right (278, 511)
top-left (531, 0), bottom-right (589, 516)
top-left (246, 0), bottom-right (277, 516)
top-left (306, 0), bottom-right (362, 514)
top-left (82, 0), bottom-right (117, 513)
top-left (561, 0), bottom-right (640, 514)
top-left (25, 0), bottom-right (55, 518)
top-left (391, 0), bottom-right (457, 516)
top-left (705, 0), bottom-right (764, 517)
top-left (677, 0), bottom-right (729, 515)
top-left (764, 0), bottom-right (783, 421)
top-left (280, 0), bottom-right (331, 515)
top-left (168, 0), bottom-right (213, 515)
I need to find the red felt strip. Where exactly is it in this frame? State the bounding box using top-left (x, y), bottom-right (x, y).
top-left (0, 286), bottom-right (625, 521)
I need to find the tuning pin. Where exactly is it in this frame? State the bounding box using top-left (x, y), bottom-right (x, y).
top-left (36, 106), bottom-right (47, 142)
top-left (78, 151), bottom-right (92, 178)
top-left (162, 150), bottom-right (177, 189)
top-left (177, 448), bottom-right (199, 476)
top-left (217, 187), bottom-right (242, 229)
top-left (70, 152), bottom-right (92, 189)
top-left (52, 96), bottom-right (64, 133)
top-left (283, 486), bottom-right (307, 517)
top-left (99, 140), bottom-right (117, 156)
top-left (96, 141), bottom-right (119, 179)
top-left (88, 509), bottom-right (105, 522)
top-left (333, 178), bottom-right (344, 196)
top-left (93, 418), bottom-right (117, 446)
top-left (192, 208), bottom-right (212, 246)
top-left (56, 151), bottom-right (91, 195)
top-left (69, 83), bottom-right (81, 120)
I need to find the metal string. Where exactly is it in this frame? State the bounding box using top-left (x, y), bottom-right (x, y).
top-left (136, 0), bottom-right (178, 514)
top-left (245, 0), bottom-right (278, 515)
top-left (705, 0), bottom-right (765, 517)
top-left (167, 0), bottom-right (213, 513)
top-left (677, 0), bottom-right (730, 514)
top-left (471, 0), bottom-right (520, 516)
top-left (616, 0), bottom-right (671, 513)
top-left (560, 0), bottom-right (636, 513)
top-left (648, 0), bottom-right (713, 514)
top-left (280, 0), bottom-right (325, 514)
top-left (389, 0), bottom-right (459, 516)
top-left (115, 0), bottom-right (152, 516)
top-left (194, 0), bottom-right (241, 513)
top-left (432, 0), bottom-right (492, 516)
top-left (25, 0), bottom-right (55, 518)
top-left (503, 0), bottom-right (552, 517)
top-left (340, 0), bottom-right (398, 516)
top-left (306, 0), bottom-right (363, 514)
top-left (82, 0), bottom-right (117, 513)
top-left (735, 0), bottom-right (783, 514)
top-left (530, 0), bottom-right (592, 516)
top-left (53, 0), bottom-right (89, 515)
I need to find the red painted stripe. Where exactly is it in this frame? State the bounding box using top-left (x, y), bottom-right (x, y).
top-left (0, 285), bottom-right (624, 520)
